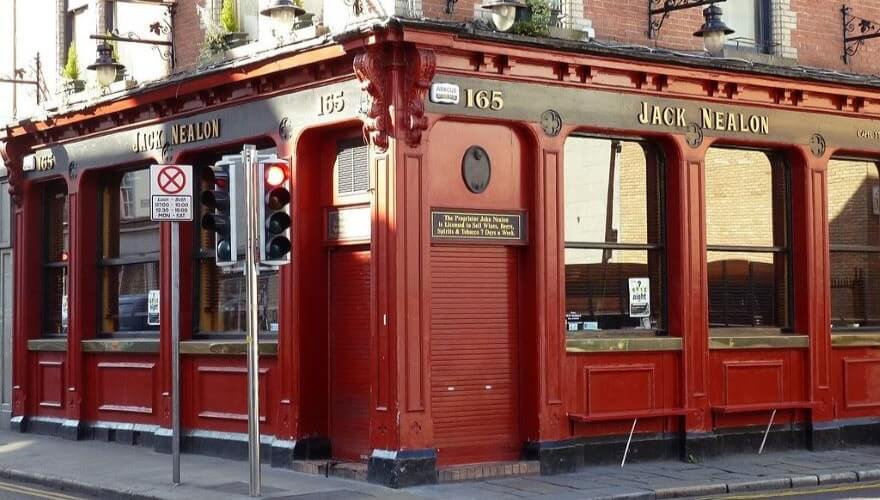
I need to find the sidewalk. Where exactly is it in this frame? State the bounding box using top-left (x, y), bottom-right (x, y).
top-left (0, 429), bottom-right (879, 499)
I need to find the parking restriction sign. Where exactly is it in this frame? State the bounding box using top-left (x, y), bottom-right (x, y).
top-left (150, 164), bottom-right (194, 222)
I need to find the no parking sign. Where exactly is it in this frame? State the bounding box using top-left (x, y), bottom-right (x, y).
top-left (150, 164), bottom-right (194, 222)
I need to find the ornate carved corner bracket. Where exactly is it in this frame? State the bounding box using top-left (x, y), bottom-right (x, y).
top-left (404, 48), bottom-right (436, 148)
top-left (1, 141), bottom-right (24, 207)
top-left (354, 47), bottom-right (390, 154)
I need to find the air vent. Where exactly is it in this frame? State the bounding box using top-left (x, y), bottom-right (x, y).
top-left (336, 138), bottom-right (369, 196)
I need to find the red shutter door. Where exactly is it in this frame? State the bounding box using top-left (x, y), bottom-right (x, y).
top-left (431, 246), bottom-right (520, 465)
top-left (329, 247), bottom-right (372, 461)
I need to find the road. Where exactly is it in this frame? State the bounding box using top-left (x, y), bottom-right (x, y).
top-left (0, 479), bottom-right (93, 500)
top-left (718, 481), bottom-right (880, 499)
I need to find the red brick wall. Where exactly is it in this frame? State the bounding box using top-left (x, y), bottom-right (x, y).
top-left (791, 0), bottom-right (880, 75)
top-left (174, 0), bottom-right (206, 72)
top-left (166, 1), bottom-right (880, 76)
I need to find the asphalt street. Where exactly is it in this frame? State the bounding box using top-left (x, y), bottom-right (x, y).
top-left (0, 479), bottom-right (93, 500)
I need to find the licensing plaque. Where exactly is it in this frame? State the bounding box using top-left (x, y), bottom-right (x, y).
top-left (431, 209), bottom-right (526, 244)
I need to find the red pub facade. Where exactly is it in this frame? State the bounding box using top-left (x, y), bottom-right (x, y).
top-left (4, 13), bottom-right (880, 488)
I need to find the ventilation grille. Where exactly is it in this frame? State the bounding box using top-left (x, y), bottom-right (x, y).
top-left (336, 139), bottom-right (369, 196)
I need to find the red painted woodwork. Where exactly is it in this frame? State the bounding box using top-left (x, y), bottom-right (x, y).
top-left (181, 356), bottom-right (278, 434)
top-left (35, 354), bottom-right (65, 417)
top-left (329, 247), bottom-right (372, 461)
top-left (565, 352), bottom-right (682, 437)
top-left (708, 349), bottom-right (808, 428)
top-left (83, 354), bottom-right (161, 425)
top-left (430, 245), bottom-right (520, 465)
top-left (10, 30), bottom-right (880, 468)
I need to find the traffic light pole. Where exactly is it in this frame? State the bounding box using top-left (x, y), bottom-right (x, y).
top-left (243, 145), bottom-right (262, 497)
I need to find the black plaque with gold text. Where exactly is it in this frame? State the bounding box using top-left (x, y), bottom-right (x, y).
top-left (431, 209), bottom-right (526, 244)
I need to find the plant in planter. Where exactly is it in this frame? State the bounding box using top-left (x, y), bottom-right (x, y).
top-left (197, 2), bottom-right (230, 62)
top-left (61, 43), bottom-right (85, 93)
top-left (510, 0), bottom-right (551, 37)
top-left (220, 0), bottom-right (249, 47)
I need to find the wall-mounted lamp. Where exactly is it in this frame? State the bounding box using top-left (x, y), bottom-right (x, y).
top-left (693, 3), bottom-right (734, 56)
top-left (87, 43), bottom-right (125, 87)
top-left (648, 0), bottom-right (733, 55)
top-left (842, 5), bottom-right (880, 63)
top-left (481, 0), bottom-right (529, 32)
top-left (260, 0), bottom-right (306, 31)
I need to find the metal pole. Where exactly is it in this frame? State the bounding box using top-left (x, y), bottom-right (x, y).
top-left (758, 409), bottom-right (776, 455)
top-left (243, 144), bottom-right (261, 497)
top-left (621, 418), bottom-right (638, 467)
top-left (171, 222), bottom-right (181, 484)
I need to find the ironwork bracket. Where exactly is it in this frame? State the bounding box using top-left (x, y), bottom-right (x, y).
top-left (648, 0), bottom-right (726, 39)
top-left (842, 4), bottom-right (880, 63)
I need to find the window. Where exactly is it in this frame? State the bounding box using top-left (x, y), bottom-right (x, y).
top-left (66, 1), bottom-right (93, 76)
top-left (723, 0), bottom-right (772, 53)
top-left (828, 159), bottom-right (880, 330)
top-left (99, 168), bottom-right (160, 336)
top-left (564, 137), bottom-right (665, 335)
top-left (194, 147), bottom-right (279, 337)
top-left (43, 182), bottom-right (69, 337)
top-left (705, 148), bottom-right (790, 332)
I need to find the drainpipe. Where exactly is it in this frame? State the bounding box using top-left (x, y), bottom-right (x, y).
top-left (12, 0), bottom-right (17, 119)
top-left (57, 0), bottom-right (66, 89)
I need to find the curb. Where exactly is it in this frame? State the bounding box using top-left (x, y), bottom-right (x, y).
top-left (0, 467), bottom-right (161, 500)
top-left (610, 468), bottom-right (880, 500)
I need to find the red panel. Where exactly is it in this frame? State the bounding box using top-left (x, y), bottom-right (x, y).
top-left (721, 361), bottom-right (784, 406)
top-left (329, 247), bottom-right (372, 461)
top-left (83, 355), bottom-right (160, 425)
top-left (842, 358), bottom-right (880, 410)
top-left (585, 365), bottom-right (655, 414)
top-left (195, 365), bottom-right (269, 423)
top-left (431, 246), bottom-right (520, 465)
top-left (36, 356), bottom-right (64, 416)
top-left (95, 361), bottom-right (156, 415)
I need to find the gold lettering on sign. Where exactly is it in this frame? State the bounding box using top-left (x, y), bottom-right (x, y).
top-left (637, 102), bottom-right (687, 127)
top-left (465, 89), bottom-right (504, 111)
top-left (857, 129), bottom-right (880, 140)
top-left (319, 91), bottom-right (345, 116)
top-left (171, 119), bottom-right (221, 145)
top-left (431, 210), bottom-right (524, 243)
top-left (35, 154), bottom-right (56, 171)
top-left (637, 101), bottom-right (769, 136)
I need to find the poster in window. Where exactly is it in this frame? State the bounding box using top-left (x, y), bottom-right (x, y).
top-left (147, 289), bottom-right (160, 326)
top-left (61, 294), bottom-right (68, 332)
top-left (873, 185), bottom-right (879, 216)
top-left (628, 278), bottom-right (650, 318)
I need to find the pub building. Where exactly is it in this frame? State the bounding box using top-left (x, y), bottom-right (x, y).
top-left (3, 2), bottom-right (880, 489)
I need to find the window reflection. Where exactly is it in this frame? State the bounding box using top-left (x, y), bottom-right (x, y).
top-left (99, 168), bottom-right (160, 335)
top-left (563, 137), bottom-right (664, 334)
top-left (828, 159), bottom-right (880, 329)
top-left (43, 183), bottom-right (68, 336)
top-left (705, 148), bottom-right (790, 331)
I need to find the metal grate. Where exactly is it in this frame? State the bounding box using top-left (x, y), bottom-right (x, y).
top-left (336, 139), bottom-right (369, 196)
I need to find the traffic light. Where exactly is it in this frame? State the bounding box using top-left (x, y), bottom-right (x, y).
top-left (258, 158), bottom-right (292, 266)
top-left (201, 158), bottom-right (243, 266)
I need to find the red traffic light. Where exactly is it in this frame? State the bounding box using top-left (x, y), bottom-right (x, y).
top-left (264, 163), bottom-right (288, 187)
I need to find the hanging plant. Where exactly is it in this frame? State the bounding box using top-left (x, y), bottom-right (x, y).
top-left (220, 0), bottom-right (239, 33)
top-left (62, 43), bottom-right (80, 81)
top-left (511, 0), bottom-right (551, 37)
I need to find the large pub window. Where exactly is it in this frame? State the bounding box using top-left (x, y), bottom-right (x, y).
top-left (98, 167), bottom-right (160, 336)
top-left (828, 158), bottom-right (880, 330)
top-left (563, 136), bottom-right (665, 335)
top-left (194, 146), bottom-right (280, 338)
top-left (43, 182), bottom-right (69, 337)
top-left (705, 148), bottom-right (791, 333)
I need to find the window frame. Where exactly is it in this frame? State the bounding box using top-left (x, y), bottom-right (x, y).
top-left (562, 135), bottom-right (669, 336)
top-left (705, 148), bottom-right (794, 333)
top-left (725, 0), bottom-right (774, 54)
top-left (41, 181), bottom-right (69, 338)
top-left (827, 157), bottom-right (880, 333)
top-left (96, 166), bottom-right (161, 338)
top-left (190, 144), bottom-right (281, 339)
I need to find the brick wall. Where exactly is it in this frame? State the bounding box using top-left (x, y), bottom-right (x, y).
top-left (174, 0), bottom-right (205, 72)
